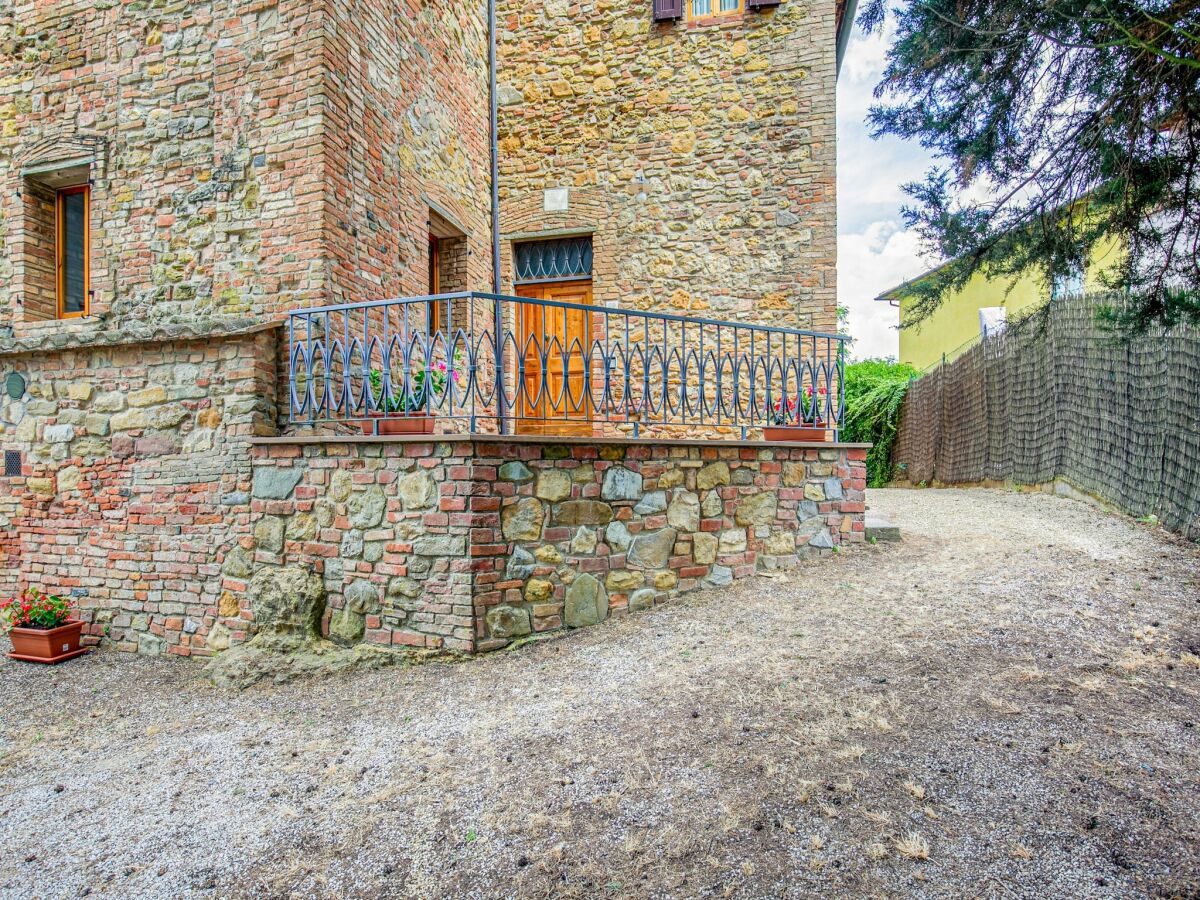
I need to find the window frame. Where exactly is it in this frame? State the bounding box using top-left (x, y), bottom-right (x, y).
top-left (428, 234), bottom-right (446, 335)
top-left (687, 0), bottom-right (745, 21)
top-left (55, 183), bottom-right (90, 320)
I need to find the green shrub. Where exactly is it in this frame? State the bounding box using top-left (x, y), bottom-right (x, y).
top-left (841, 359), bottom-right (918, 487)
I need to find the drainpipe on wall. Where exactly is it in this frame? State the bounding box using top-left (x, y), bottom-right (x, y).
top-left (489, 0), bottom-right (501, 294)
top-left (488, 0), bottom-right (507, 434)
top-left (835, 0), bottom-right (859, 77)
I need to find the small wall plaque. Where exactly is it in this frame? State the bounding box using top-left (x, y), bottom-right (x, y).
top-left (543, 187), bottom-right (569, 212)
top-left (5, 372), bottom-right (25, 400)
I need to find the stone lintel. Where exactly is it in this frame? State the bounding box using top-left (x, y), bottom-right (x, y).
top-left (0, 319), bottom-right (283, 359)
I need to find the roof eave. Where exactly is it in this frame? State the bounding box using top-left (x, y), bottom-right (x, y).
top-left (836, 0), bottom-right (859, 78)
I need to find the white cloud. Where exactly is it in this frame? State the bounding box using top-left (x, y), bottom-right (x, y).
top-left (839, 20), bottom-right (894, 108)
top-left (838, 221), bottom-right (934, 360)
top-left (837, 20), bottom-right (941, 360)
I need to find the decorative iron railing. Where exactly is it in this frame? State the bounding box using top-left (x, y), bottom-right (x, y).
top-left (286, 292), bottom-right (847, 438)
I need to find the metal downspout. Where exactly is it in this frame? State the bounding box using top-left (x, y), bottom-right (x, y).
top-left (488, 0), bottom-right (507, 433)
top-left (836, 0), bottom-right (859, 76)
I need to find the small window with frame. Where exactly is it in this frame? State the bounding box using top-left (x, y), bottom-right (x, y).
top-left (56, 184), bottom-right (90, 319)
top-left (427, 234), bottom-right (447, 335)
top-left (689, 0), bottom-right (743, 19)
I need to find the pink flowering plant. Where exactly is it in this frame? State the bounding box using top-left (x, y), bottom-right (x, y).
top-left (369, 351), bottom-right (464, 414)
top-left (771, 386), bottom-right (828, 426)
top-left (0, 588), bottom-right (73, 632)
top-left (772, 395), bottom-right (799, 425)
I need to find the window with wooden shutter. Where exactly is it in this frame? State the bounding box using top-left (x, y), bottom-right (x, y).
top-left (653, 0), bottom-right (685, 21)
top-left (689, 0), bottom-right (743, 17)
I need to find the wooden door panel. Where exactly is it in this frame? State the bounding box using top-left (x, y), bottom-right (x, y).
top-left (516, 282), bottom-right (592, 435)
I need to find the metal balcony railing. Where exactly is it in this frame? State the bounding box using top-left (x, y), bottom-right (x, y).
top-left (286, 291), bottom-right (847, 438)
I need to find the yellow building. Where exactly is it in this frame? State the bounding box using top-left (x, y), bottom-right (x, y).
top-left (876, 240), bottom-right (1122, 371)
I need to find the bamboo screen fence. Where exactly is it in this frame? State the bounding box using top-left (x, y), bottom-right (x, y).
top-left (892, 292), bottom-right (1200, 539)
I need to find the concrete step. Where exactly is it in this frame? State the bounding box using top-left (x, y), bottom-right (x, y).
top-left (865, 515), bottom-right (901, 543)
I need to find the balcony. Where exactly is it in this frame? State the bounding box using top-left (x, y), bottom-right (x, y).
top-left (285, 292), bottom-right (847, 441)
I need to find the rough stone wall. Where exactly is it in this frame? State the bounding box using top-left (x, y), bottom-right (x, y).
top-left (243, 438), bottom-right (866, 654)
top-left (0, 0), bottom-right (492, 341)
top-left (0, 328), bottom-right (279, 655)
top-left (320, 0), bottom-right (493, 306)
top-left (0, 0), bottom-right (328, 334)
top-left (472, 440), bottom-right (863, 647)
top-left (244, 441), bottom-right (480, 651)
top-left (496, 0), bottom-right (838, 332)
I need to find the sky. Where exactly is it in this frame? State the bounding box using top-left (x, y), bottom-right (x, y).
top-left (836, 19), bottom-right (939, 361)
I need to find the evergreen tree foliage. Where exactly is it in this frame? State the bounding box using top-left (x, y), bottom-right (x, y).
top-left (861, 0), bottom-right (1200, 333)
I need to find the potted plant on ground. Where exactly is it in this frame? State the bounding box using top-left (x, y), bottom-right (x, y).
top-left (2, 588), bottom-right (89, 664)
top-left (363, 358), bottom-right (460, 436)
top-left (763, 387), bottom-right (831, 442)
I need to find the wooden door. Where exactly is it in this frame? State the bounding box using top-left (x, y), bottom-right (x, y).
top-left (427, 236), bottom-right (444, 334)
top-left (516, 281), bottom-right (592, 435)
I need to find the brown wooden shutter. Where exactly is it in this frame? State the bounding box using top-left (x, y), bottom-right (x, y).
top-left (747, 0), bottom-right (782, 8)
top-left (653, 0), bottom-right (684, 20)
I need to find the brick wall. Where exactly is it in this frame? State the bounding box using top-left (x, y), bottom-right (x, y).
top-left (496, 0), bottom-right (838, 332)
top-left (242, 438), bottom-right (866, 653)
top-left (0, 0), bottom-right (495, 650)
top-left (0, 0), bottom-right (492, 341)
top-left (0, 327), bottom-right (279, 656)
top-left (320, 0), bottom-right (493, 306)
top-left (0, 1), bottom-right (328, 335)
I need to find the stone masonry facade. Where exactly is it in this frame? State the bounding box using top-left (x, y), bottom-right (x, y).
top-left (1, 0), bottom-right (851, 661)
top-left (0, 0), bottom-right (492, 654)
top-left (0, 326), bottom-right (279, 656)
top-left (0, 0), bottom-right (491, 338)
top-left (242, 439), bottom-right (866, 655)
top-left (3, 0), bottom-right (836, 336)
top-left (496, 0), bottom-right (838, 332)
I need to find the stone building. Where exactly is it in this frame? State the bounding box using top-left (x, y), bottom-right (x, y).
top-left (495, 0), bottom-right (840, 332)
top-left (0, 0), bottom-right (492, 335)
top-left (0, 0), bottom-right (861, 662)
top-left (0, 0), bottom-right (493, 652)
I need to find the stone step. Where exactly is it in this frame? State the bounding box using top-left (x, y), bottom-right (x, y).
top-left (866, 515), bottom-right (902, 543)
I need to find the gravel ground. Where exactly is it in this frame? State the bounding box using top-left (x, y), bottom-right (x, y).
top-left (2, 488), bottom-right (1199, 899)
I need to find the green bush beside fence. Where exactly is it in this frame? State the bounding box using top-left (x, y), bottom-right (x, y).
top-left (841, 359), bottom-right (919, 488)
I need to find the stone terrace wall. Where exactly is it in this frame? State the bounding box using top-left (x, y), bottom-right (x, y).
top-left (244, 441), bottom-right (480, 651)
top-left (496, 0), bottom-right (837, 332)
top-left (243, 438), bottom-right (866, 654)
top-left (0, 328), bottom-right (279, 655)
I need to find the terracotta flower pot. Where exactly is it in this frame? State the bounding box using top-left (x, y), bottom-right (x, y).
top-left (762, 425), bottom-right (832, 443)
top-left (360, 411), bottom-right (435, 436)
top-left (7, 619), bottom-right (89, 664)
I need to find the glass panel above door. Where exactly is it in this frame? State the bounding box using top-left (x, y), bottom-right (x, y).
top-left (514, 236), bottom-right (593, 284)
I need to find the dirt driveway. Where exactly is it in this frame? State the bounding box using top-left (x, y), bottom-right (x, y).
top-left (2, 488), bottom-right (1198, 899)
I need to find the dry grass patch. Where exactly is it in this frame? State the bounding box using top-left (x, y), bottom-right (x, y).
top-left (894, 832), bottom-right (931, 861)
